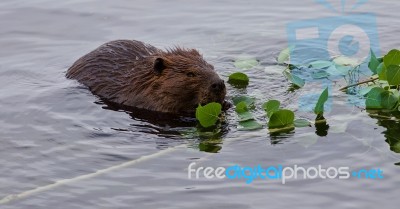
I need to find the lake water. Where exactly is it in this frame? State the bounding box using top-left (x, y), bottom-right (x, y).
top-left (0, 0), bottom-right (399, 208)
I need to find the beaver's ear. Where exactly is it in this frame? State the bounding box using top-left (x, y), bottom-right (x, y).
top-left (154, 58), bottom-right (166, 74)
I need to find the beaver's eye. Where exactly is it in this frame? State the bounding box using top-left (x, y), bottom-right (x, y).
top-left (187, 72), bottom-right (195, 77)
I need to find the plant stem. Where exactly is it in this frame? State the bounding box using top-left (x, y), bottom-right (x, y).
top-left (339, 77), bottom-right (379, 91)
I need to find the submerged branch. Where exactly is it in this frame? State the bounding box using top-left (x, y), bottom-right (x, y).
top-left (339, 77), bottom-right (379, 91)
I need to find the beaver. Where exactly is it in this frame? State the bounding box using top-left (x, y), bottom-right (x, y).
top-left (66, 40), bottom-right (227, 115)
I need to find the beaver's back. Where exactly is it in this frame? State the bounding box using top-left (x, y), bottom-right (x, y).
top-left (66, 40), bottom-right (160, 101)
top-left (66, 39), bottom-right (227, 114)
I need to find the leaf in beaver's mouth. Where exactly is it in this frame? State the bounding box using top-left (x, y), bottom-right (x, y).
top-left (195, 102), bottom-right (222, 128)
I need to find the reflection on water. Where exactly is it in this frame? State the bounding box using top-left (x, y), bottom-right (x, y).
top-left (315, 116), bottom-right (330, 137)
top-left (368, 110), bottom-right (400, 154)
top-left (98, 96), bottom-right (231, 153)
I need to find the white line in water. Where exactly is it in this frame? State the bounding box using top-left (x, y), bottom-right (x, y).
top-left (0, 144), bottom-right (186, 205)
top-left (0, 130), bottom-right (267, 205)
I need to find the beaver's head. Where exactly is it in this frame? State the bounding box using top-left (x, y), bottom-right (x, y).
top-left (137, 48), bottom-right (226, 114)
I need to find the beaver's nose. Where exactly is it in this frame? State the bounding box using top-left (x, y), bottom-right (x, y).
top-left (210, 79), bottom-right (225, 92)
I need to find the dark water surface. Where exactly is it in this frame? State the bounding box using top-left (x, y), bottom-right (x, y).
top-left (0, 0), bottom-right (399, 208)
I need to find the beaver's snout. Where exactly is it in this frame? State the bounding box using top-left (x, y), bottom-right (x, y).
top-left (210, 79), bottom-right (226, 93)
top-left (203, 78), bottom-right (226, 106)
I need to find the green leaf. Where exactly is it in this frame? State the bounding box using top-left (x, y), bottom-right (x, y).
top-left (268, 109), bottom-right (295, 129)
top-left (234, 58), bottom-right (259, 70)
top-left (309, 60), bottom-right (332, 69)
top-left (238, 111), bottom-right (254, 122)
top-left (383, 49), bottom-right (400, 67)
top-left (333, 56), bottom-right (359, 67)
top-left (314, 87), bottom-right (329, 115)
top-left (386, 65), bottom-right (400, 85)
top-left (377, 63), bottom-right (387, 80)
top-left (365, 87), bottom-right (385, 109)
top-left (238, 119), bottom-right (263, 131)
top-left (264, 65), bottom-right (287, 75)
top-left (312, 71), bottom-right (330, 79)
top-left (283, 71), bottom-right (305, 88)
top-left (262, 100), bottom-right (281, 118)
top-left (294, 119), bottom-right (312, 127)
top-left (381, 90), bottom-right (399, 110)
top-left (235, 101), bottom-right (248, 113)
top-left (326, 65), bottom-right (350, 76)
top-left (195, 103), bottom-right (222, 128)
top-left (359, 86), bottom-right (375, 96)
top-left (368, 49), bottom-right (381, 74)
top-left (235, 98), bottom-right (256, 122)
top-left (232, 96), bottom-right (255, 108)
top-left (228, 72), bottom-right (249, 87)
top-left (277, 47), bottom-right (291, 64)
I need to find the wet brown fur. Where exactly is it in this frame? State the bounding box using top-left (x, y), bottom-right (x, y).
top-left (66, 40), bottom-right (226, 114)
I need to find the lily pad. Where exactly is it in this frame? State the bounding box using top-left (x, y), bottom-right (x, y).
top-left (326, 65), bottom-right (351, 76)
top-left (228, 72), bottom-right (249, 87)
top-left (232, 96), bottom-right (256, 108)
top-left (333, 56), bottom-right (359, 67)
top-left (277, 47), bottom-right (291, 64)
top-left (268, 109), bottom-right (295, 129)
top-left (294, 119), bottom-right (312, 127)
top-left (195, 102), bottom-right (222, 128)
top-left (234, 58), bottom-right (259, 70)
top-left (283, 70), bottom-right (305, 88)
top-left (235, 101), bottom-right (248, 113)
top-left (238, 111), bottom-right (254, 122)
top-left (312, 71), bottom-right (330, 79)
top-left (238, 119), bottom-right (263, 131)
top-left (309, 60), bottom-right (333, 69)
top-left (262, 100), bottom-right (281, 118)
top-left (264, 65), bottom-right (287, 75)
